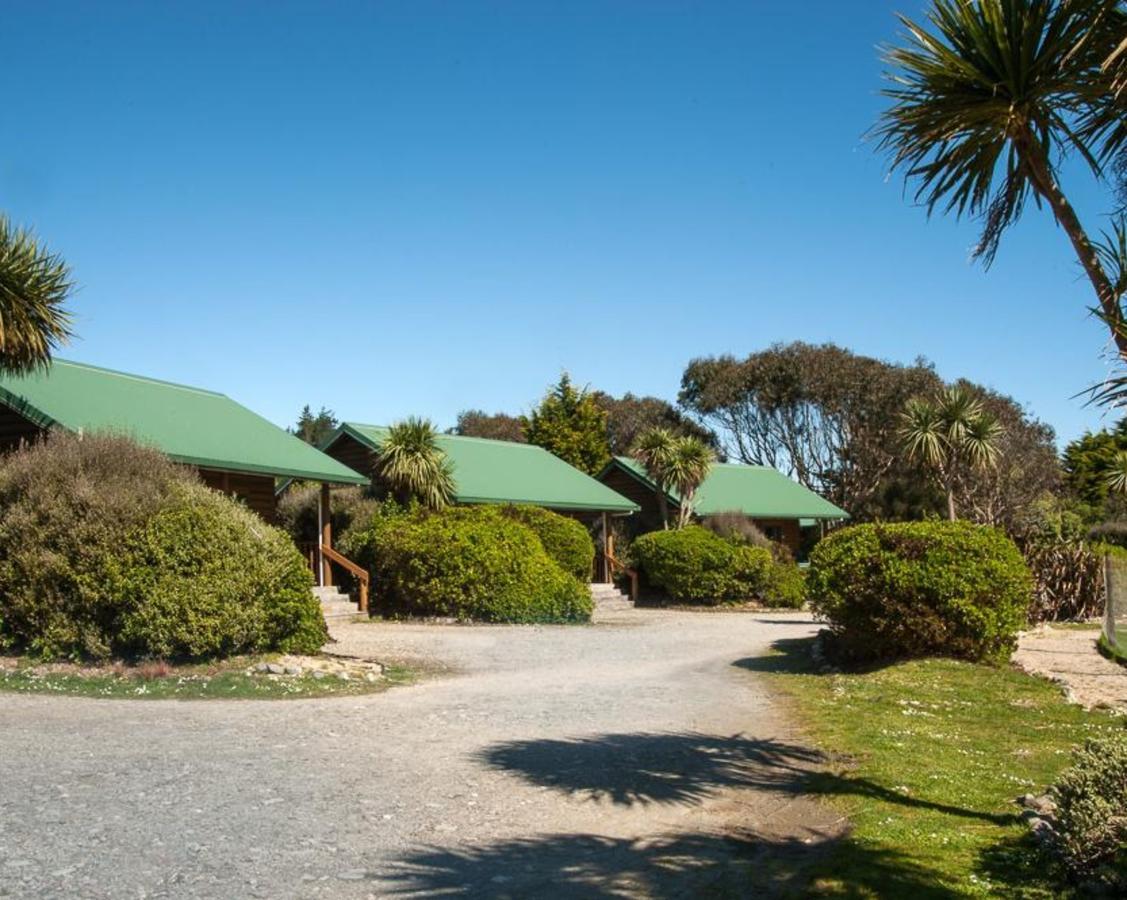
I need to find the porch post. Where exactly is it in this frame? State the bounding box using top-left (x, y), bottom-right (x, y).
top-left (319, 482), bottom-right (333, 588)
top-left (601, 511), bottom-right (610, 583)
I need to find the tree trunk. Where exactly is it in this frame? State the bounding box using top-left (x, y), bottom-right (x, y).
top-left (655, 488), bottom-right (669, 530)
top-left (946, 487), bottom-right (957, 522)
top-left (1017, 129), bottom-right (1127, 358)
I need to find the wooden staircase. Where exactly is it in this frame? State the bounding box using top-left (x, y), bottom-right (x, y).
top-left (589, 582), bottom-right (634, 612)
top-left (314, 585), bottom-right (363, 624)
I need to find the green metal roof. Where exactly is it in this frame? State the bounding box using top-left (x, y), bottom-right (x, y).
top-left (603, 456), bottom-right (848, 520)
top-left (0, 360), bottom-right (369, 485)
top-left (329, 423), bottom-right (639, 513)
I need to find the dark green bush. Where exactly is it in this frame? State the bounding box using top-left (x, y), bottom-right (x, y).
top-left (1048, 733), bottom-right (1127, 890)
top-left (276, 483), bottom-right (380, 545)
top-left (760, 561), bottom-right (808, 609)
top-left (807, 521), bottom-right (1032, 663)
top-left (631, 526), bottom-right (772, 604)
top-left (499, 505), bottom-right (595, 580)
top-left (342, 505), bottom-right (592, 623)
top-left (0, 432), bottom-right (324, 660)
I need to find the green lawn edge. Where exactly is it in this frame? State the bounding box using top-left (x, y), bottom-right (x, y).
top-left (754, 636), bottom-right (1122, 898)
top-left (0, 659), bottom-right (416, 700)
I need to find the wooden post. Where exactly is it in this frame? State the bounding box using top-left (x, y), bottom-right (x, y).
top-left (319, 482), bottom-right (333, 588)
top-left (601, 512), bottom-right (610, 583)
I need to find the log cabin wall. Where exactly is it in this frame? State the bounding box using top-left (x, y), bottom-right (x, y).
top-left (599, 466), bottom-right (668, 535)
top-left (0, 405), bottom-right (46, 453)
top-left (197, 469), bottom-right (279, 522)
top-left (322, 434), bottom-right (374, 482)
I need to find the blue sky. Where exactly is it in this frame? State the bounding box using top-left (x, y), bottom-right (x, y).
top-left (3, 1), bottom-right (1120, 445)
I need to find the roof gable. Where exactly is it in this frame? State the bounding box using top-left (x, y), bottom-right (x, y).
top-left (0, 360), bottom-right (368, 485)
top-left (330, 423), bottom-right (638, 513)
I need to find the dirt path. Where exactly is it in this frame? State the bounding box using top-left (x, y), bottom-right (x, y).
top-left (0, 609), bottom-right (837, 899)
top-left (1013, 625), bottom-right (1127, 711)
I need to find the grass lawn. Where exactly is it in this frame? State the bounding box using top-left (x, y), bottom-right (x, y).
top-left (759, 637), bottom-right (1123, 898)
top-left (0, 655), bottom-right (415, 700)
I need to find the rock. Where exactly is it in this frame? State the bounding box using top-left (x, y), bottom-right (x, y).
top-left (1018, 793), bottom-right (1057, 815)
top-left (336, 672), bottom-right (351, 681)
top-left (284, 665), bottom-right (303, 677)
top-left (265, 663), bottom-right (286, 675)
top-left (312, 671), bottom-right (327, 680)
top-left (1030, 817), bottom-right (1056, 843)
top-left (255, 662), bottom-right (271, 673)
top-left (364, 672), bottom-right (380, 683)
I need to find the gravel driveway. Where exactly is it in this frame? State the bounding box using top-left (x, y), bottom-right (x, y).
top-left (0, 608), bottom-right (838, 899)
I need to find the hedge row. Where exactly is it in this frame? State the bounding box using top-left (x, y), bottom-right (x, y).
top-left (341, 505), bottom-right (593, 623)
top-left (630, 526), bottom-right (805, 608)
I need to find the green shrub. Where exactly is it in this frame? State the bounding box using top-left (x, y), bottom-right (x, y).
top-left (342, 505), bottom-right (592, 623)
top-left (1048, 733), bottom-right (1127, 890)
top-left (499, 505), bottom-right (595, 580)
top-left (760, 561), bottom-right (807, 609)
top-left (807, 521), bottom-right (1032, 663)
top-left (276, 483), bottom-right (380, 545)
top-left (0, 432), bottom-right (324, 660)
top-left (632, 525), bottom-right (772, 604)
top-left (114, 484), bottom-right (325, 658)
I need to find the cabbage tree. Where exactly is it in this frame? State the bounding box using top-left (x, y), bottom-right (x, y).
top-left (901, 387), bottom-right (1003, 520)
top-left (0, 215), bottom-right (73, 374)
top-left (376, 418), bottom-right (455, 510)
top-left (875, 0), bottom-right (1127, 359)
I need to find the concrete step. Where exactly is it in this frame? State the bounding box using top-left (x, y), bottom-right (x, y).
top-left (314, 586), bottom-right (363, 622)
top-left (313, 586), bottom-right (351, 602)
top-left (321, 600), bottom-right (360, 615)
top-left (588, 583), bottom-right (633, 609)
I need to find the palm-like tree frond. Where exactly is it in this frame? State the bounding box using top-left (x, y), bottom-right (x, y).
top-left (900, 397), bottom-right (948, 466)
top-left (1106, 449), bottom-right (1127, 494)
top-left (631, 428), bottom-right (678, 489)
top-left (665, 437), bottom-right (715, 528)
top-left (874, 0), bottom-right (1116, 264)
top-left (962, 410), bottom-right (1004, 468)
top-left (0, 215), bottom-right (73, 374)
top-left (376, 417), bottom-right (455, 510)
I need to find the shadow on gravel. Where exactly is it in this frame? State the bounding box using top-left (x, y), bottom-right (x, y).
top-left (380, 828), bottom-right (960, 898)
top-left (478, 728), bottom-right (1013, 824)
top-left (477, 731), bottom-right (825, 807)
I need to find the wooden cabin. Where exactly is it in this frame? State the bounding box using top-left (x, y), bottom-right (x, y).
top-left (320, 423), bottom-right (639, 580)
top-left (0, 359), bottom-right (368, 522)
top-left (597, 456), bottom-right (848, 557)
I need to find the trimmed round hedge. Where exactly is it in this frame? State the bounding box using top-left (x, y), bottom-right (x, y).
top-left (498, 505), bottom-right (595, 580)
top-left (807, 521), bottom-right (1032, 663)
top-left (0, 432), bottom-right (325, 660)
top-left (341, 505), bottom-right (593, 623)
top-left (631, 525), bottom-right (774, 605)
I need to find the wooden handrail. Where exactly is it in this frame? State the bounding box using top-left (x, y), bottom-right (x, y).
top-left (605, 551), bottom-right (639, 605)
top-left (301, 542), bottom-right (370, 613)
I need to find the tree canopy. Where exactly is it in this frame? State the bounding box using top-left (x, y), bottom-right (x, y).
top-left (292, 405), bottom-right (338, 446)
top-left (451, 410), bottom-right (526, 443)
top-left (593, 391), bottom-right (720, 456)
top-left (521, 374), bottom-right (612, 476)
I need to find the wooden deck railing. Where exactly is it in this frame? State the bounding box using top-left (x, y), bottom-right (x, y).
top-left (605, 551), bottom-right (639, 604)
top-left (301, 542), bottom-right (370, 613)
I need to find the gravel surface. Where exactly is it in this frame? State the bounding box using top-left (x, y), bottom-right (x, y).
top-left (0, 608), bottom-right (838, 898)
top-left (1013, 625), bottom-right (1127, 711)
